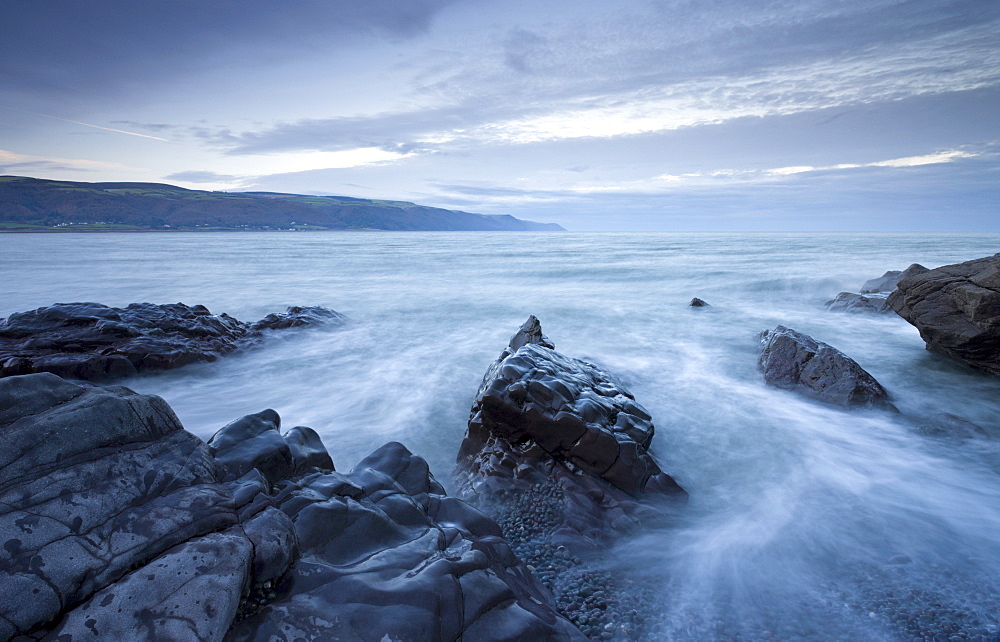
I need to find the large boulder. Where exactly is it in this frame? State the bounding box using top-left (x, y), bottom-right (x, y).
top-left (455, 316), bottom-right (685, 638)
top-left (888, 254), bottom-right (1000, 376)
top-left (0, 373), bottom-right (293, 640)
top-left (460, 316), bottom-right (684, 502)
top-left (0, 301), bottom-right (343, 381)
top-left (757, 325), bottom-right (895, 409)
top-left (0, 373), bottom-right (580, 640)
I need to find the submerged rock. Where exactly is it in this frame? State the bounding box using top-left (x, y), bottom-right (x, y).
top-left (757, 325), bottom-right (895, 409)
top-left (251, 305), bottom-right (346, 331)
top-left (689, 297), bottom-right (710, 307)
top-left (888, 253), bottom-right (1000, 376)
top-left (456, 316), bottom-right (685, 638)
top-left (0, 301), bottom-right (343, 381)
top-left (826, 292), bottom-right (892, 314)
top-left (916, 413), bottom-right (990, 440)
top-left (0, 372), bottom-right (579, 640)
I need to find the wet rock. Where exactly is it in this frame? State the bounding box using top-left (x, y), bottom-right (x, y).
top-left (208, 409), bottom-right (334, 485)
top-left (47, 530), bottom-right (254, 641)
top-left (460, 316), bottom-right (685, 504)
top-left (455, 317), bottom-right (685, 638)
top-left (0, 301), bottom-right (344, 382)
top-left (234, 442), bottom-right (584, 641)
top-left (826, 292), bottom-right (892, 314)
top-left (0, 372), bottom-right (577, 640)
top-left (888, 254), bottom-right (1000, 376)
top-left (689, 297), bottom-right (710, 307)
top-left (861, 264), bottom-right (929, 294)
top-left (0, 373), bottom-right (273, 639)
top-left (251, 305), bottom-right (346, 331)
top-left (757, 325), bottom-right (895, 409)
top-left (827, 264), bottom-right (929, 314)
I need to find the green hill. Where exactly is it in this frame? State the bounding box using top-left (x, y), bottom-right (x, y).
top-left (0, 176), bottom-right (564, 232)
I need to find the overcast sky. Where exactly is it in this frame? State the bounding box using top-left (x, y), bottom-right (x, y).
top-left (1, 0), bottom-right (997, 230)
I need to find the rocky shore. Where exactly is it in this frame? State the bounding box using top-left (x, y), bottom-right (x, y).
top-left (0, 302), bottom-right (344, 381)
top-left (1, 252), bottom-right (998, 640)
top-left (0, 373), bottom-right (581, 640)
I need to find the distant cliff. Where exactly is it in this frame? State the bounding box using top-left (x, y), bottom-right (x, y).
top-left (0, 176), bottom-right (565, 231)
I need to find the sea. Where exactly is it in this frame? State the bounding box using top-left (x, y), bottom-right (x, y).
top-left (3, 231), bottom-right (999, 640)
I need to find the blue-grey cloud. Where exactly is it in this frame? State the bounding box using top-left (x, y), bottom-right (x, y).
top-left (0, 161), bottom-right (93, 173)
top-left (164, 170), bottom-right (245, 184)
top-left (0, 1), bottom-right (453, 100)
top-left (207, 0), bottom-right (999, 158)
top-left (503, 28), bottom-right (549, 73)
top-left (429, 159), bottom-right (1000, 231)
top-left (111, 121), bottom-right (178, 133)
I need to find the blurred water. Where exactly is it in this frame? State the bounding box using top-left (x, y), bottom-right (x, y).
top-left (3, 231), bottom-right (999, 639)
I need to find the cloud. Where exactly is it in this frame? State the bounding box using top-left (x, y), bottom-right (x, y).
top-left (0, 160), bottom-right (93, 174)
top-left (111, 121), bottom-right (178, 132)
top-left (164, 171), bottom-right (245, 184)
top-left (0, 150), bottom-right (137, 173)
top-left (646, 149), bottom-right (984, 187)
top-left (0, 1), bottom-right (454, 99)
top-left (758, 150), bottom-right (979, 178)
top-left (429, 153), bottom-right (999, 231)
top-left (503, 28), bottom-right (548, 73)
top-left (210, 2), bottom-right (1000, 158)
top-left (868, 151), bottom-right (977, 168)
top-left (423, 147), bottom-right (987, 206)
top-left (208, 105), bottom-right (485, 155)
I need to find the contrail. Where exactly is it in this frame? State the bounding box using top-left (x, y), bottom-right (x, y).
top-left (0, 105), bottom-right (170, 141)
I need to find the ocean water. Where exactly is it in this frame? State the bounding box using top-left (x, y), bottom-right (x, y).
top-left (3, 231), bottom-right (1000, 639)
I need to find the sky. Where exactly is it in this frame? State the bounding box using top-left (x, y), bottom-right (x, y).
top-left (1, 0), bottom-right (997, 231)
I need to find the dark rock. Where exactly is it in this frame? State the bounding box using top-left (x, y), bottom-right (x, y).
top-left (47, 530), bottom-right (255, 641)
top-left (455, 317), bottom-right (684, 638)
top-left (234, 441), bottom-right (584, 641)
top-left (757, 325), bottom-right (896, 409)
top-left (251, 305), bottom-right (346, 331)
top-left (888, 254), bottom-right (1000, 376)
top-left (689, 297), bottom-right (710, 307)
top-left (861, 264), bottom-right (928, 293)
top-left (860, 270), bottom-right (902, 293)
top-left (0, 373), bottom-right (578, 640)
top-left (0, 373), bottom-right (276, 640)
top-left (460, 316), bottom-right (685, 503)
top-left (826, 292), bottom-right (892, 314)
top-left (208, 409), bottom-right (334, 485)
top-left (284, 424), bottom-right (337, 474)
top-left (0, 302), bottom-right (344, 382)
